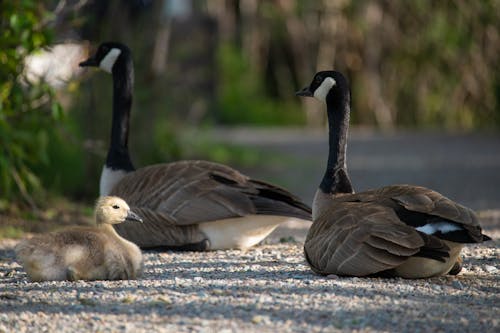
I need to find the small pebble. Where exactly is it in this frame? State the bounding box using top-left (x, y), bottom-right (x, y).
top-left (252, 315), bottom-right (270, 324)
top-left (483, 265), bottom-right (497, 273)
top-left (452, 280), bottom-right (464, 290)
top-left (431, 285), bottom-right (442, 291)
top-left (157, 295), bottom-right (172, 304)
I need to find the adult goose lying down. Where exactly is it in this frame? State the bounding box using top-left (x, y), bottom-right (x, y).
top-left (79, 42), bottom-right (311, 251)
top-left (296, 71), bottom-right (490, 278)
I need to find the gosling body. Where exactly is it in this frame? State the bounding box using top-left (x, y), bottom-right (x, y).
top-left (15, 196), bottom-right (143, 281)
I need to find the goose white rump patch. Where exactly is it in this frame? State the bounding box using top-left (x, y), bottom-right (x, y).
top-left (314, 77), bottom-right (336, 102)
top-left (99, 48), bottom-right (122, 73)
top-left (199, 215), bottom-right (304, 250)
top-left (416, 222), bottom-right (461, 235)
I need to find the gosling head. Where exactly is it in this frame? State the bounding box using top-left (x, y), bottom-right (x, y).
top-left (94, 196), bottom-right (143, 225)
top-left (79, 42), bottom-right (131, 74)
top-left (296, 71), bottom-right (349, 104)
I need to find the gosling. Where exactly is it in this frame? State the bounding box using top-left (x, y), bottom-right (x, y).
top-left (15, 196), bottom-right (144, 281)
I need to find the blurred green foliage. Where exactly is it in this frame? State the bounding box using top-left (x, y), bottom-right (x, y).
top-left (217, 44), bottom-right (305, 125)
top-left (0, 226), bottom-right (24, 239)
top-left (0, 1), bottom-right (63, 208)
top-left (1, 0), bottom-right (500, 211)
top-left (329, 1), bottom-right (500, 129)
top-left (376, 1), bottom-right (500, 129)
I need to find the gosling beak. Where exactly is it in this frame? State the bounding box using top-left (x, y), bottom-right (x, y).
top-left (295, 86), bottom-right (313, 97)
top-left (79, 57), bottom-right (98, 67)
top-left (126, 210), bottom-right (143, 223)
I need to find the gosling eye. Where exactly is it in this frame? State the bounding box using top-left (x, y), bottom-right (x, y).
top-left (112, 205), bottom-right (119, 209)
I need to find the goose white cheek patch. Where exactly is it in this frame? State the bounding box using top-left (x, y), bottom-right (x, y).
top-left (99, 48), bottom-right (122, 73)
top-left (314, 77), bottom-right (336, 102)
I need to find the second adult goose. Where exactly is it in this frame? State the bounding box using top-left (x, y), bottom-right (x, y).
top-left (296, 71), bottom-right (490, 278)
top-left (79, 42), bottom-right (311, 251)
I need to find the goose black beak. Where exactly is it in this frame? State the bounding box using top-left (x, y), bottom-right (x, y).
top-left (296, 86), bottom-right (313, 97)
top-left (79, 57), bottom-right (98, 67)
top-left (126, 210), bottom-right (143, 223)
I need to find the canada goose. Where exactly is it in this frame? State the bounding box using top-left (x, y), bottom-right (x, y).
top-left (79, 42), bottom-right (311, 251)
top-left (296, 71), bottom-right (491, 278)
top-left (15, 196), bottom-right (143, 281)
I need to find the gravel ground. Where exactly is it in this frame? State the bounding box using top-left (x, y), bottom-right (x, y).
top-left (0, 214), bottom-right (498, 333)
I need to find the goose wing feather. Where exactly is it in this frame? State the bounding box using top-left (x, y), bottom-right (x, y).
top-left (380, 185), bottom-right (478, 226)
top-left (110, 160), bottom-right (312, 226)
top-left (354, 185), bottom-right (487, 242)
top-left (304, 201), bottom-right (448, 276)
top-left (112, 207), bottom-right (206, 248)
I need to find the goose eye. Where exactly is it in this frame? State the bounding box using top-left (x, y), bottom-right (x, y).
top-left (315, 76), bottom-right (322, 82)
top-left (112, 205), bottom-right (119, 209)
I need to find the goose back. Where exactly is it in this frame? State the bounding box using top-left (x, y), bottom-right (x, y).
top-left (111, 160), bottom-right (312, 248)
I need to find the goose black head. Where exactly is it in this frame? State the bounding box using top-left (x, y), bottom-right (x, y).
top-left (79, 42), bottom-right (131, 74)
top-left (296, 71), bottom-right (349, 103)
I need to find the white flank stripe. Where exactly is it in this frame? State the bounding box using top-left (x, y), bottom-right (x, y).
top-left (416, 222), bottom-right (462, 235)
top-left (99, 48), bottom-right (122, 73)
top-left (313, 77), bottom-right (336, 102)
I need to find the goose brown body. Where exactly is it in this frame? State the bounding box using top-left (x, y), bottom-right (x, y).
top-left (15, 197), bottom-right (143, 281)
top-left (79, 42), bottom-right (312, 251)
top-left (110, 160), bottom-right (311, 249)
top-left (298, 71), bottom-right (490, 278)
top-left (306, 185), bottom-right (486, 277)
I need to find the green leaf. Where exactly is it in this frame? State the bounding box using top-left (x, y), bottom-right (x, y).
top-left (9, 14), bottom-right (19, 30)
top-left (0, 1), bottom-right (60, 206)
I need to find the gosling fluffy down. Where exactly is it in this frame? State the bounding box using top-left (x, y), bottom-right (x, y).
top-left (15, 196), bottom-right (143, 281)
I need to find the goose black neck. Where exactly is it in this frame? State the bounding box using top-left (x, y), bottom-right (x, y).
top-left (320, 90), bottom-right (354, 195)
top-left (107, 55), bottom-right (134, 171)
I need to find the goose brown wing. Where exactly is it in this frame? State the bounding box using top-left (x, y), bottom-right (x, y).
top-left (359, 185), bottom-right (488, 243)
top-left (245, 179), bottom-right (312, 220)
top-left (377, 185), bottom-right (477, 225)
top-left (304, 201), bottom-right (448, 276)
top-left (110, 160), bottom-right (311, 226)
